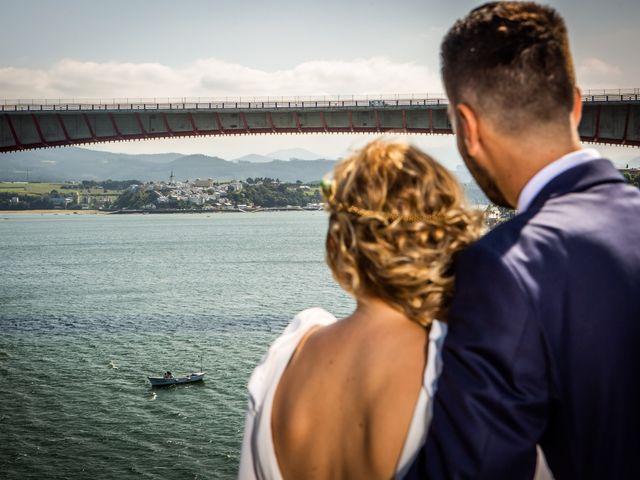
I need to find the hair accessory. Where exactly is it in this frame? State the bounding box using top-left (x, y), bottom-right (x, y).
top-left (321, 173), bottom-right (443, 225)
top-left (330, 203), bottom-right (442, 224)
top-left (320, 174), bottom-right (335, 199)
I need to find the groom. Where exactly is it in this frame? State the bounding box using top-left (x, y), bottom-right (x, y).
top-left (405, 2), bottom-right (640, 479)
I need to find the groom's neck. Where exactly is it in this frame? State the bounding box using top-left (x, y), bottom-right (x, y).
top-left (487, 124), bottom-right (583, 208)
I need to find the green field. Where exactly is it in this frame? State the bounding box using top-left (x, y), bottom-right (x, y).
top-left (0, 182), bottom-right (64, 195)
top-left (0, 182), bottom-right (121, 196)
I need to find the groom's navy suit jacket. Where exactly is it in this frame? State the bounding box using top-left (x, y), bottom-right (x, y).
top-left (405, 159), bottom-right (640, 479)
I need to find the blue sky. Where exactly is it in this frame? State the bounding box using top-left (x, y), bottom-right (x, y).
top-left (1, 0), bottom-right (638, 163)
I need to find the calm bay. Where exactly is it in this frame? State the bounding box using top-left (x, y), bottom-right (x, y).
top-left (0, 212), bottom-right (354, 479)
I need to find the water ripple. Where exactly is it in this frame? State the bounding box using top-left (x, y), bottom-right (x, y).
top-left (0, 212), bottom-right (354, 479)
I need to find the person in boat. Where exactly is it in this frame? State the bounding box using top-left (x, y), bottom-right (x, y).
top-left (163, 371), bottom-right (173, 379)
top-left (238, 140), bottom-right (483, 478)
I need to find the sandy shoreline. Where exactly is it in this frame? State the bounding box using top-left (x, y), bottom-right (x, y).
top-left (0, 209), bottom-right (105, 215)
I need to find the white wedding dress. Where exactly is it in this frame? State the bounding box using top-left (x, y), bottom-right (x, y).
top-left (238, 307), bottom-right (448, 479)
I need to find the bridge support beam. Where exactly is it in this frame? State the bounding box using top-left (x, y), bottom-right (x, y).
top-left (1, 98), bottom-right (639, 153)
top-left (5, 115), bottom-right (22, 150)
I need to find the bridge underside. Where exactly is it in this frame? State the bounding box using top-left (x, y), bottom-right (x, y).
top-left (577, 103), bottom-right (640, 146)
top-left (1, 102), bottom-right (639, 153)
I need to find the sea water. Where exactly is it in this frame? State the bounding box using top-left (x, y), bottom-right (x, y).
top-left (0, 212), bottom-right (354, 479)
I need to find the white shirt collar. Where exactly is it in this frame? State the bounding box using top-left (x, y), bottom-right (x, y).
top-left (516, 148), bottom-right (601, 212)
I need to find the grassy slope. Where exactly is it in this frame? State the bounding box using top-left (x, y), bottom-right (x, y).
top-left (0, 182), bottom-right (121, 196)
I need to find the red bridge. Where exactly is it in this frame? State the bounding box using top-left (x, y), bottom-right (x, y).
top-left (1, 89), bottom-right (638, 153)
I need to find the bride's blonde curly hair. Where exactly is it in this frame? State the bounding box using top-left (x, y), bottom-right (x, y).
top-left (324, 139), bottom-right (483, 327)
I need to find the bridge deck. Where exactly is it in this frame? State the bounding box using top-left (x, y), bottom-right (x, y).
top-left (1, 90), bottom-right (639, 153)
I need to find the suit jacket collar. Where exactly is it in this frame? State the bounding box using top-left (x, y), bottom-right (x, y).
top-left (527, 159), bottom-right (625, 212)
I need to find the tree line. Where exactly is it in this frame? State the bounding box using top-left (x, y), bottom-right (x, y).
top-left (228, 182), bottom-right (322, 207)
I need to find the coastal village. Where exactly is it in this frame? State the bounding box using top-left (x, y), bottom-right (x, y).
top-left (0, 171), bottom-right (325, 212)
top-left (123, 173), bottom-right (250, 211)
top-left (115, 171), bottom-right (325, 212)
top-left (137, 173), bottom-right (245, 210)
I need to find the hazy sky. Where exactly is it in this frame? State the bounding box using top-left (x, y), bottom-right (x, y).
top-left (1, 0), bottom-right (638, 163)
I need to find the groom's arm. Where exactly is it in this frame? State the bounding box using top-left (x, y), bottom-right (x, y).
top-left (405, 241), bottom-right (550, 479)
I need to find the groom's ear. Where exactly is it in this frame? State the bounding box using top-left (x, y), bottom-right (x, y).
top-left (572, 86), bottom-right (583, 127)
top-left (456, 103), bottom-right (481, 157)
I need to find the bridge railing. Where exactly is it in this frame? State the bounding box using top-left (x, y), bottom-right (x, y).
top-left (1, 88), bottom-right (638, 112)
top-left (582, 88), bottom-right (640, 96)
top-left (0, 94), bottom-right (449, 112)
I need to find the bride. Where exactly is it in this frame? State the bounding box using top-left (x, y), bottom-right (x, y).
top-left (239, 140), bottom-right (482, 479)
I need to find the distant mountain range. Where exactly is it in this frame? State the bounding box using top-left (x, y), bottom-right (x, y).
top-left (232, 148), bottom-right (324, 163)
top-left (266, 148), bottom-right (325, 161)
top-left (5, 147), bottom-right (632, 205)
top-left (0, 147), bottom-right (336, 183)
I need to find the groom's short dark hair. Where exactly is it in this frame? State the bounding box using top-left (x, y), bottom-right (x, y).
top-left (441, 2), bottom-right (576, 132)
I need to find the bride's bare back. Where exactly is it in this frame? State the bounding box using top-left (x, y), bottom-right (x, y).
top-left (272, 299), bottom-right (429, 479)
